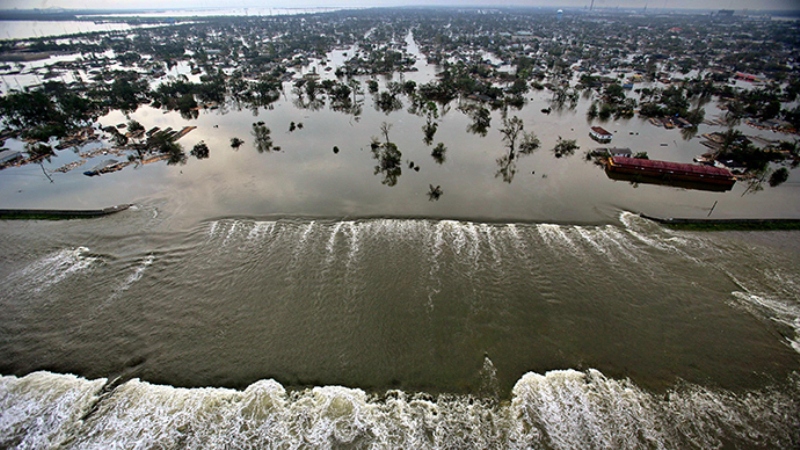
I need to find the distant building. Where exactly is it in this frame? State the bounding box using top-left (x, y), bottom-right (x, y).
top-left (735, 72), bottom-right (761, 83)
top-left (717, 9), bottom-right (735, 17)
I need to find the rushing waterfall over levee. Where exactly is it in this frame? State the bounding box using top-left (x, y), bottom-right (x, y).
top-left (1, 213), bottom-right (800, 448)
top-left (1, 370), bottom-right (798, 449)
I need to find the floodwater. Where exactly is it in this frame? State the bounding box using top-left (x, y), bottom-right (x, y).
top-left (0, 21), bottom-right (138, 41)
top-left (1, 28), bottom-right (800, 449)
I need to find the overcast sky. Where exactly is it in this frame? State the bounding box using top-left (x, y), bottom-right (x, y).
top-left (1, 0), bottom-right (797, 12)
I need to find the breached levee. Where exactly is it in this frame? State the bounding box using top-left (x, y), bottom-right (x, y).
top-left (0, 204), bottom-right (131, 220)
top-left (1, 369), bottom-right (798, 449)
top-left (3, 213), bottom-right (800, 448)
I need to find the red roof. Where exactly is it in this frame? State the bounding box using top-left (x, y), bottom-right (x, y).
top-left (591, 126), bottom-right (612, 136)
top-left (610, 157), bottom-right (734, 178)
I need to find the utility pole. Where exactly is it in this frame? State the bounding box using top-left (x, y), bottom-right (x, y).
top-left (707, 200), bottom-right (718, 217)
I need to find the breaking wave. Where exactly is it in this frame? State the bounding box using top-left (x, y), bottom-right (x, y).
top-left (6, 247), bottom-right (97, 293)
top-left (1, 369), bottom-right (797, 449)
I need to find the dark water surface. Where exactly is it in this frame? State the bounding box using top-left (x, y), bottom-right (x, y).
top-left (1, 209), bottom-right (799, 448)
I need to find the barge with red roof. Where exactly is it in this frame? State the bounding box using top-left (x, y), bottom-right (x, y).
top-left (605, 156), bottom-right (736, 191)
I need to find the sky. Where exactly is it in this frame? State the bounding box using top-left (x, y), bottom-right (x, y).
top-left (1, 0), bottom-right (797, 12)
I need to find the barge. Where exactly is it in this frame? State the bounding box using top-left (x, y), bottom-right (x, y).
top-left (605, 156), bottom-right (736, 191)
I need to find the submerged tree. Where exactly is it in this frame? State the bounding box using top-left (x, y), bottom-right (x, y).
top-left (421, 102), bottom-right (439, 146)
top-left (553, 137), bottom-right (579, 158)
top-left (371, 122), bottom-right (402, 186)
top-left (550, 86), bottom-right (579, 110)
top-left (375, 90), bottom-right (403, 114)
top-left (27, 143), bottom-right (55, 182)
top-left (586, 102), bottom-right (599, 121)
top-left (496, 116), bottom-right (540, 183)
top-left (251, 122), bottom-right (274, 153)
top-left (427, 184), bottom-right (443, 201)
top-left (147, 132), bottom-right (186, 165)
top-left (500, 116), bottom-right (540, 157)
top-left (769, 167), bottom-right (789, 187)
top-left (191, 141), bottom-right (210, 159)
top-left (230, 137), bottom-right (244, 149)
top-left (127, 119), bottom-right (145, 134)
top-left (467, 106), bottom-right (491, 136)
top-left (431, 142), bottom-right (447, 164)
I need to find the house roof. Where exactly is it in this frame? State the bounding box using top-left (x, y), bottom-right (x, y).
top-left (591, 126), bottom-right (612, 136)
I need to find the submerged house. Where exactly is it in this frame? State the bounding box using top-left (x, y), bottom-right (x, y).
top-left (0, 149), bottom-right (23, 166)
top-left (589, 126), bottom-right (613, 143)
top-left (592, 147), bottom-right (632, 157)
top-left (83, 159), bottom-right (121, 176)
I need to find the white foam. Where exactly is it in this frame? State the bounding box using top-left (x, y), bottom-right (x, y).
top-left (597, 225), bottom-right (640, 262)
top-left (442, 220), bottom-right (466, 255)
top-left (326, 222), bottom-right (344, 255)
top-left (463, 222), bottom-right (482, 261)
top-left (110, 255), bottom-right (154, 299)
top-left (504, 224), bottom-right (527, 253)
top-left (300, 221), bottom-right (316, 244)
top-left (536, 224), bottom-right (583, 259)
top-left (574, 226), bottom-right (613, 259)
top-left (2, 370), bottom-right (797, 449)
top-left (0, 372), bottom-right (105, 450)
top-left (10, 247), bottom-right (97, 293)
top-left (345, 221), bottom-right (360, 267)
top-left (510, 368), bottom-right (800, 449)
top-left (246, 221), bottom-right (276, 242)
top-left (480, 224), bottom-right (501, 265)
top-left (618, 212), bottom-right (699, 263)
top-left (222, 221), bottom-right (239, 247)
top-left (732, 291), bottom-right (800, 354)
top-left (207, 221), bottom-right (218, 239)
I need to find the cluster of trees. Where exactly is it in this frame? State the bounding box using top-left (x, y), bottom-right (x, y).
top-left (587, 83), bottom-right (635, 121)
top-left (0, 81), bottom-right (96, 141)
top-left (637, 85), bottom-right (704, 125)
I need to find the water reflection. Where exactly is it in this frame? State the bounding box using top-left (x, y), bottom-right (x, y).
top-left (604, 170), bottom-right (734, 192)
top-left (427, 184), bottom-right (443, 201)
top-left (680, 127), bottom-right (698, 141)
top-left (26, 143), bottom-right (55, 183)
top-left (230, 137), bottom-right (244, 150)
top-left (463, 104), bottom-right (491, 137)
top-left (431, 143), bottom-right (446, 164)
top-left (190, 141), bottom-right (210, 160)
top-left (251, 122), bottom-right (275, 153)
top-left (552, 137), bottom-right (579, 159)
top-left (419, 101), bottom-right (439, 146)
